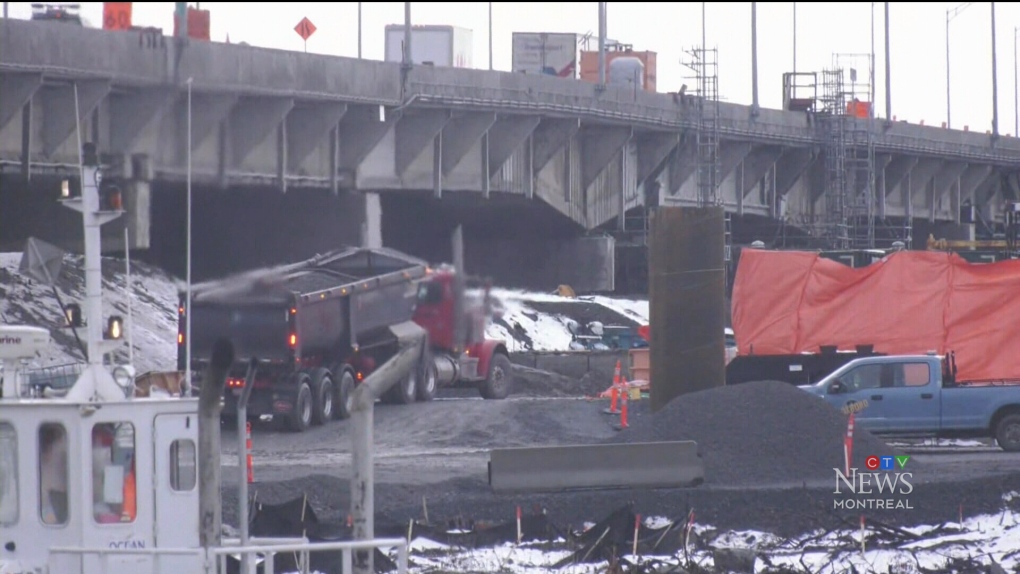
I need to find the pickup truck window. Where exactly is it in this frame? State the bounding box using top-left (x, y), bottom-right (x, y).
top-left (841, 364), bottom-right (882, 392)
top-left (895, 362), bottom-right (931, 387)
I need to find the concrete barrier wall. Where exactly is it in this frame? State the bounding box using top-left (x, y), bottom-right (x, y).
top-left (510, 350), bottom-right (631, 387)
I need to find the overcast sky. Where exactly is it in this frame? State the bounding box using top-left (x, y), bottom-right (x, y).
top-left (8, 2), bottom-right (1020, 135)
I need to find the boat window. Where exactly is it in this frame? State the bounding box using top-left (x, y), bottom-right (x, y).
top-left (39, 423), bottom-right (69, 526)
top-left (169, 439), bottom-right (197, 491)
top-left (0, 422), bottom-right (17, 526)
top-left (91, 422), bottom-right (137, 524)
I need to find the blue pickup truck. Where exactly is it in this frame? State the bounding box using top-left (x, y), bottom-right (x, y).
top-left (799, 354), bottom-right (1020, 451)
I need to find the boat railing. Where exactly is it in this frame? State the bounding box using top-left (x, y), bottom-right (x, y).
top-left (48, 536), bottom-right (409, 574)
top-left (22, 361), bottom-right (87, 397)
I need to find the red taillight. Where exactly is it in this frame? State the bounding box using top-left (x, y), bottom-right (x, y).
top-left (178, 306), bottom-right (185, 314)
top-left (289, 333), bottom-right (297, 348)
top-left (356, 371), bottom-right (363, 381)
top-left (227, 378), bottom-right (245, 389)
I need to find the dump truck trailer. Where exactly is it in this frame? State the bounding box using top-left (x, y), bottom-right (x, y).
top-left (178, 246), bottom-right (512, 431)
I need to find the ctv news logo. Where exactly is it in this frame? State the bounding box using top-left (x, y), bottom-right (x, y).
top-left (833, 455), bottom-right (913, 510)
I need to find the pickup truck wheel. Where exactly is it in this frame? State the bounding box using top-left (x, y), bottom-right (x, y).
top-left (995, 414), bottom-right (1020, 452)
top-left (311, 368), bottom-right (335, 426)
top-left (479, 353), bottom-right (512, 400)
top-left (287, 375), bottom-right (314, 433)
top-left (336, 369), bottom-right (356, 420)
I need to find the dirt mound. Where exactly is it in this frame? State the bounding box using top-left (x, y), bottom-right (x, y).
top-left (608, 380), bottom-right (903, 486)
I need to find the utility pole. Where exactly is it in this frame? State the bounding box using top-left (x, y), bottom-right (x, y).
top-left (884, 2), bottom-right (891, 122)
top-left (946, 3), bottom-right (973, 129)
top-left (1014, 26), bottom-right (1018, 137)
top-left (870, 2), bottom-right (876, 115)
top-left (991, 1), bottom-right (999, 138)
top-left (751, 2), bottom-right (759, 115)
top-left (358, 2), bottom-right (362, 59)
top-left (792, 2), bottom-right (796, 74)
top-left (402, 2), bottom-right (412, 69)
top-left (175, 2), bottom-right (188, 38)
top-left (598, 2), bottom-right (607, 87)
top-left (488, 2), bottom-right (493, 70)
top-left (3, 3), bottom-right (8, 19)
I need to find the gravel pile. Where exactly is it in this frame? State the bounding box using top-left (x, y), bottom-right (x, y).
top-left (608, 380), bottom-right (904, 486)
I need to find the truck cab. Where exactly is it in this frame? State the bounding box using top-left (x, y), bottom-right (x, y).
top-left (799, 354), bottom-right (1020, 451)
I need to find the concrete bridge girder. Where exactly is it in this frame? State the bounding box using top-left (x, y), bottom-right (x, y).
top-left (440, 112), bottom-right (496, 177)
top-left (532, 118), bottom-right (580, 174)
top-left (486, 115), bottom-right (541, 179)
top-left (395, 109), bottom-right (450, 178)
top-left (960, 164), bottom-right (994, 208)
top-left (0, 72), bottom-right (42, 132)
top-left (580, 126), bottom-right (632, 191)
top-left (882, 155), bottom-right (918, 199)
top-left (715, 142), bottom-right (754, 207)
top-left (337, 106), bottom-right (399, 178)
top-left (286, 102), bottom-right (348, 174)
top-left (739, 146), bottom-right (785, 200)
top-left (176, 93), bottom-right (238, 164)
top-left (41, 80), bottom-right (110, 157)
top-left (108, 88), bottom-right (176, 155)
top-left (230, 97), bottom-right (294, 169)
top-left (636, 133), bottom-right (680, 185)
top-left (773, 147), bottom-right (817, 201)
top-left (906, 159), bottom-right (944, 212)
top-left (665, 135), bottom-right (696, 195)
top-left (873, 154), bottom-right (893, 217)
top-left (929, 162), bottom-right (969, 222)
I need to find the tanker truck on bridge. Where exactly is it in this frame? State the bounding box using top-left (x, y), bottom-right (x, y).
top-left (177, 242), bottom-right (512, 431)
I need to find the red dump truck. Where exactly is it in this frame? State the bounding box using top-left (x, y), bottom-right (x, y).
top-left (178, 246), bottom-right (512, 431)
top-left (727, 248), bottom-right (1020, 387)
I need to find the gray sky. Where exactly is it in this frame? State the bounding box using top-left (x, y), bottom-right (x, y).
top-left (8, 2), bottom-right (1020, 135)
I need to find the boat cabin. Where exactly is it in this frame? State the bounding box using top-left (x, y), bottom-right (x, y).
top-left (1, 394), bottom-right (202, 573)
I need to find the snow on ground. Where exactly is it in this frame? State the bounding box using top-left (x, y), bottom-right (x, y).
top-left (0, 252), bottom-right (181, 374)
top-left (1, 253), bottom-right (649, 371)
top-left (398, 498), bottom-right (1020, 573)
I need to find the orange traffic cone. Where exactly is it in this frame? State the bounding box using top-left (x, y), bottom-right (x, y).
top-left (246, 421), bottom-right (255, 484)
top-left (617, 382), bottom-right (630, 430)
top-left (603, 360), bottom-right (623, 415)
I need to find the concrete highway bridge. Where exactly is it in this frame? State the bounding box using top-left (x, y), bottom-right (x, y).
top-left (2, 18), bottom-right (1019, 292)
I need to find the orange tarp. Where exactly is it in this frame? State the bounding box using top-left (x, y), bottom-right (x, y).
top-left (731, 249), bottom-right (1020, 382)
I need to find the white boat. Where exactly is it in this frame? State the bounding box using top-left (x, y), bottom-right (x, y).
top-left (0, 143), bottom-right (407, 574)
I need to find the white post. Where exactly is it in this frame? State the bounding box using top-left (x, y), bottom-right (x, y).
top-left (124, 227), bottom-right (134, 366)
top-left (185, 78), bottom-right (193, 390)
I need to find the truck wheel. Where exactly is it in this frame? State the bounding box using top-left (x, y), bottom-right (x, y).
top-left (996, 414), bottom-right (1020, 452)
top-left (389, 368), bottom-right (418, 405)
top-left (287, 374), bottom-right (314, 432)
top-left (479, 353), bottom-right (512, 400)
top-left (311, 368), bottom-right (336, 426)
top-left (417, 357), bottom-right (438, 402)
top-left (336, 368), bottom-right (356, 420)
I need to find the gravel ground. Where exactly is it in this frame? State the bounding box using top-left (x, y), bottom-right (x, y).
top-left (219, 380), bottom-right (1020, 540)
top-left (605, 380), bottom-right (902, 486)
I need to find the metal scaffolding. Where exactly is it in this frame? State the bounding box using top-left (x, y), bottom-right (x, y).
top-left (817, 53), bottom-right (878, 250)
top-left (682, 46), bottom-right (731, 282)
top-left (682, 46), bottom-right (721, 208)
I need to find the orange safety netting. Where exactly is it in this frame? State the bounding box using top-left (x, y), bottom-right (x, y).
top-left (731, 249), bottom-right (1020, 382)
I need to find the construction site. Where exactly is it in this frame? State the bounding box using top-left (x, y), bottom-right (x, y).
top-left (5, 4), bottom-right (1020, 574)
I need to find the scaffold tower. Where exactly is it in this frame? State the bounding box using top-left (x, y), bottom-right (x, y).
top-left (818, 53), bottom-right (876, 250)
top-left (682, 46), bottom-right (732, 282)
